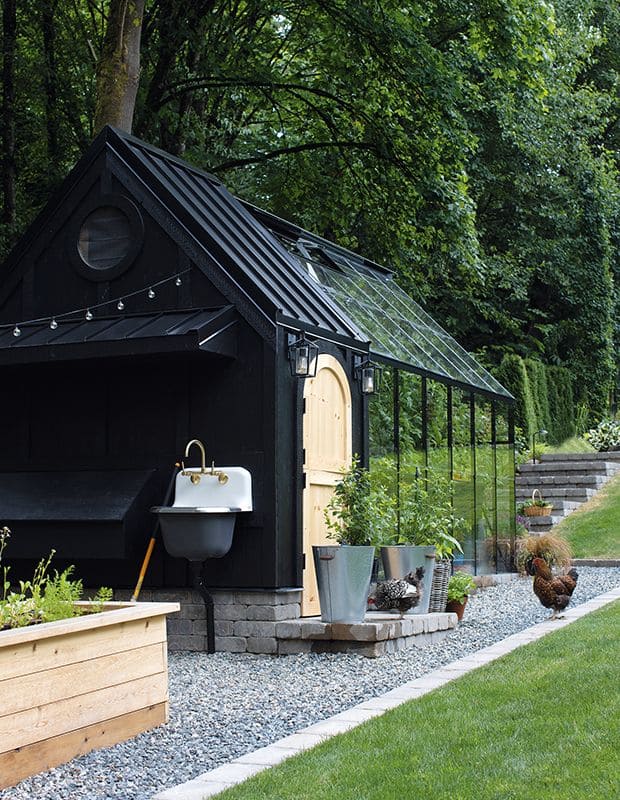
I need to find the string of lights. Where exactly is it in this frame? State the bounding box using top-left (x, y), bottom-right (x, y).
top-left (4, 268), bottom-right (191, 337)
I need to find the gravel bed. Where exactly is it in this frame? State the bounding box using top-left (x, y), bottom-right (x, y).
top-left (4, 567), bottom-right (619, 800)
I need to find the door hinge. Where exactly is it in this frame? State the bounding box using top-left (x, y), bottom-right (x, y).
top-left (301, 553), bottom-right (306, 570)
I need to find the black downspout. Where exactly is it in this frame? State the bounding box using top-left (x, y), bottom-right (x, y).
top-left (189, 561), bottom-right (215, 654)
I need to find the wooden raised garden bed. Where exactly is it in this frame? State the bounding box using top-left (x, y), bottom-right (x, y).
top-left (0, 601), bottom-right (179, 789)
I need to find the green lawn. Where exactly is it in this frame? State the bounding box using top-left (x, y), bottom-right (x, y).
top-left (555, 473), bottom-right (620, 558)
top-left (218, 602), bottom-right (620, 800)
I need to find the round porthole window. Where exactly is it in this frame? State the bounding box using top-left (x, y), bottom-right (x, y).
top-left (78, 206), bottom-right (131, 270)
top-left (69, 194), bottom-right (144, 281)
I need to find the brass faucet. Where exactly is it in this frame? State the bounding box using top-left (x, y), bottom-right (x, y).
top-left (182, 439), bottom-right (207, 483)
top-left (181, 439), bottom-right (228, 484)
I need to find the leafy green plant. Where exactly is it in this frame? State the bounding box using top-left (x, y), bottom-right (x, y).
top-left (398, 477), bottom-right (465, 559)
top-left (324, 457), bottom-right (396, 546)
top-left (446, 572), bottom-right (476, 603)
top-left (0, 527), bottom-right (112, 631)
top-left (583, 419), bottom-right (620, 452)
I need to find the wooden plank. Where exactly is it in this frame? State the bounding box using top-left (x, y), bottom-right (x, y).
top-left (1, 672), bottom-right (168, 753)
top-left (0, 702), bottom-right (167, 790)
top-left (0, 641), bottom-right (165, 718)
top-left (0, 602), bottom-right (179, 649)
top-left (0, 616), bottom-right (167, 682)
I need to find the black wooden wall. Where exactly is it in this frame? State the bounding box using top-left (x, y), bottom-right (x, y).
top-left (0, 162), bottom-right (284, 591)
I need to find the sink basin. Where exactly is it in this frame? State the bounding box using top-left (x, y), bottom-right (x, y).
top-left (172, 467), bottom-right (252, 510)
top-left (153, 467), bottom-right (252, 561)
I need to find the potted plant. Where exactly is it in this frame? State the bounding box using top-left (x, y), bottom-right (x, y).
top-left (386, 477), bottom-right (465, 613)
top-left (318, 457), bottom-right (395, 623)
top-left (0, 527), bottom-right (179, 789)
top-left (445, 571), bottom-right (476, 619)
top-left (515, 531), bottom-right (573, 576)
top-left (518, 489), bottom-right (553, 517)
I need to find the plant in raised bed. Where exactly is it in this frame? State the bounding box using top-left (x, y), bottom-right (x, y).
top-left (0, 525), bottom-right (179, 789)
top-left (0, 526), bottom-right (111, 630)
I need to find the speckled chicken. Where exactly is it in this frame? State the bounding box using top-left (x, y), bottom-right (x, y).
top-left (372, 567), bottom-right (425, 616)
top-left (527, 556), bottom-right (578, 619)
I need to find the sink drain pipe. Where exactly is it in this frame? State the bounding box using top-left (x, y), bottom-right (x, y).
top-left (189, 561), bottom-right (216, 653)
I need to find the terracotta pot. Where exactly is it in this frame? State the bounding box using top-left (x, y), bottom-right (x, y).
top-left (445, 596), bottom-right (468, 620)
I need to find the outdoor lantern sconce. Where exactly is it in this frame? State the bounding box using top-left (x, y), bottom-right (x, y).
top-left (532, 428), bottom-right (548, 464)
top-left (355, 357), bottom-right (382, 395)
top-left (288, 332), bottom-right (319, 378)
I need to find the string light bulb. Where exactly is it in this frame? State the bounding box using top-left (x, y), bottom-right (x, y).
top-left (117, 299), bottom-right (125, 310)
top-left (13, 325), bottom-right (21, 337)
top-left (85, 309), bottom-right (93, 321)
top-left (175, 275), bottom-right (182, 286)
top-left (50, 318), bottom-right (58, 330)
top-left (147, 288), bottom-right (155, 299)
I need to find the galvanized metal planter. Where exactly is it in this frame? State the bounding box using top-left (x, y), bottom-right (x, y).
top-left (313, 545), bottom-right (375, 623)
top-left (380, 545), bottom-right (436, 614)
top-left (0, 601), bottom-right (179, 789)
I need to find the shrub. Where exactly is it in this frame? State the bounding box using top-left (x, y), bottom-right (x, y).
top-left (583, 419), bottom-right (620, 452)
top-left (493, 354), bottom-right (537, 441)
top-left (547, 366), bottom-right (576, 442)
top-left (525, 359), bottom-right (551, 437)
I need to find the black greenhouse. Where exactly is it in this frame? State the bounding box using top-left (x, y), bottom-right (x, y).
top-left (0, 127), bottom-right (515, 649)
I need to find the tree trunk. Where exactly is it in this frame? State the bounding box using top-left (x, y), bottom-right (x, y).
top-left (94, 0), bottom-right (145, 134)
top-left (41, 0), bottom-right (61, 172)
top-left (2, 0), bottom-right (16, 225)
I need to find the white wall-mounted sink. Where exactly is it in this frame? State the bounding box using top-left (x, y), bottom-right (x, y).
top-left (152, 466), bottom-right (252, 561)
top-left (172, 467), bottom-right (253, 511)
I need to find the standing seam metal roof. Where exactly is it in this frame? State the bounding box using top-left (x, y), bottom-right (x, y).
top-left (117, 132), bottom-right (365, 344)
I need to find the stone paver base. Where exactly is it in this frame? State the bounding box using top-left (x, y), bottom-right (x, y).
top-left (277, 611), bottom-right (458, 657)
top-left (151, 586), bottom-right (620, 800)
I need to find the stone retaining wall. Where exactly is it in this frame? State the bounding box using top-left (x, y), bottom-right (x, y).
top-left (114, 588), bottom-right (302, 653)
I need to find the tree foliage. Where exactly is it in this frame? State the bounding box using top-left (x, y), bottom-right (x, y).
top-left (0, 0), bottom-right (618, 418)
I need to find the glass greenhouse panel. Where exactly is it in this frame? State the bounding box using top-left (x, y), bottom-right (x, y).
top-left (495, 407), bottom-right (516, 571)
top-left (475, 399), bottom-right (496, 573)
top-left (452, 388), bottom-right (475, 571)
top-left (306, 257), bottom-right (510, 398)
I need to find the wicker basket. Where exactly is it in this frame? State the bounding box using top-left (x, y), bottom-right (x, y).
top-left (428, 559), bottom-right (451, 613)
top-left (522, 488), bottom-right (553, 517)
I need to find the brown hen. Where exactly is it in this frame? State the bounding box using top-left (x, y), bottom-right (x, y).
top-left (528, 556), bottom-right (578, 619)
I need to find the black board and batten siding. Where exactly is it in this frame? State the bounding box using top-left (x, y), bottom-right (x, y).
top-left (0, 125), bottom-right (512, 593)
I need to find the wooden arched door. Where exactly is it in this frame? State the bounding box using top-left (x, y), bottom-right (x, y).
top-left (301, 354), bottom-right (352, 616)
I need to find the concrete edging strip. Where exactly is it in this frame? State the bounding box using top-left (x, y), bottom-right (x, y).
top-left (152, 586), bottom-right (620, 800)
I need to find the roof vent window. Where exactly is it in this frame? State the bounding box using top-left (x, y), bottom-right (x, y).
top-left (78, 206), bottom-right (131, 270)
top-left (69, 194), bottom-right (144, 282)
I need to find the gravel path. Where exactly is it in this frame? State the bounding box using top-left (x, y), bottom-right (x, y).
top-left (3, 567), bottom-right (619, 800)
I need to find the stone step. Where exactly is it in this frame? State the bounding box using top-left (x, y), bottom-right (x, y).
top-left (516, 473), bottom-right (607, 487)
top-left (540, 451), bottom-right (620, 463)
top-left (524, 518), bottom-right (554, 533)
top-left (515, 499), bottom-right (581, 513)
top-left (515, 486), bottom-right (596, 501)
top-left (518, 461), bottom-right (619, 474)
top-left (526, 514), bottom-right (563, 528)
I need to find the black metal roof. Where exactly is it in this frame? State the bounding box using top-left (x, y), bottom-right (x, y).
top-left (0, 307), bottom-right (237, 365)
top-left (106, 128), bottom-right (366, 347)
top-left (0, 126), bottom-right (511, 401)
